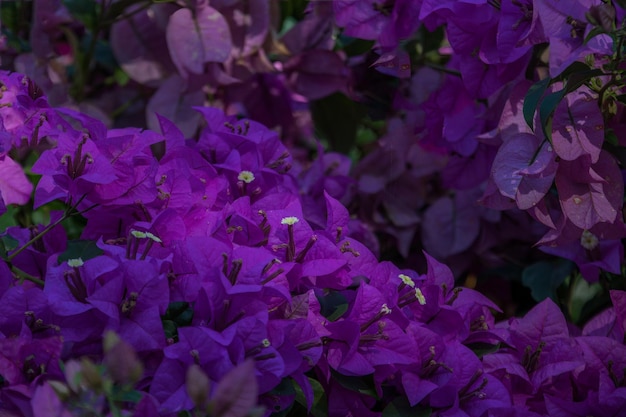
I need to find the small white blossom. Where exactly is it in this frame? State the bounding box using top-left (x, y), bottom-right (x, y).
top-left (580, 230), bottom-right (599, 251)
top-left (399, 274), bottom-right (415, 287)
top-left (415, 288), bottom-right (426, 305)
top-left (131, 230), bottom-right (147, 239)
top-left (145, 232), bottom-right (162, 243)
top-left (67, 258), bottom-right (84, 268)
top-left (237, 170), bottom-right (255, 183)
top-left (281, 216), bottom-right (300, 226)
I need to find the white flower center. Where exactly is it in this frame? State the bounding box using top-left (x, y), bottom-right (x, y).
top-left (580, 230), bottom-right (599, 251)
top-left (399, 273), bottom-right (415, 287)
top-left (415, 288), bottom-right (426, 305)
top-left (238, 170), bottom-right (255, 183)
top-left (281, 216), bottom-right (299, 226)
top-left (67, 258), bottom-right (84, 267)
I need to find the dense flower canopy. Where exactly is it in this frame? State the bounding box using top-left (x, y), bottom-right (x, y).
top-left (1, 0), bottom-right (626, 416)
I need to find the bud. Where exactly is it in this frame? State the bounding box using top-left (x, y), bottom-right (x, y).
top-left (103, 331), bottom-right (144, 385)
top-left (186, 364), bottom-right (211, 410)
top-left (47, 380), bottom-right (71, 400)
top-left (80, 358), bottom-right (103, 392)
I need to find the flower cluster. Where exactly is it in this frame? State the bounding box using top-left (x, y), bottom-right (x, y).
top-left (332, 0), bottom-right (626, 284)
top-left (9, 0), bottom-right (626, 284)
top-left (1, 71), bottom-right (626, 416)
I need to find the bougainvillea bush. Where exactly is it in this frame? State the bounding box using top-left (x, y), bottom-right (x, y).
top-left (2, 0), bottom-right (626, 416)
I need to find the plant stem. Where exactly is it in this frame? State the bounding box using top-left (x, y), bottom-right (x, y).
top-left (11, 265), bottom-right (45, 286)
top-left (7, 195), bottom-right (88, 262)
top-left (7, 213), bottom-right (69, 262)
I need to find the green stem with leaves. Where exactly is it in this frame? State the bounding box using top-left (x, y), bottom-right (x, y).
top-left (11, 265), bottom-right (44, 286)
top-left (7, 194), bottom-right (89, 262)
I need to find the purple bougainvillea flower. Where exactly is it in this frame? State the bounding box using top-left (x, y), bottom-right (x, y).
top-left (283, 50), bottom-right (349, 100)
top-left (551, 87), bottom-right (604, 164)
top-left (32, 128), bottom-right (117, 207)
top-left (446, 4), bottom-right (501, 61)
top-left (5, 211), bottom-right (66, 279)
top-left (110, 3), bottom-right (177, 86)
top-left (326, 377), bottom-right (379, 417)
top-left (497, 0), bottom-right (546, 55)
top-left (31, 383), bottom-right (73, 417)
top-left (216, 0), bottom-right (269, 58)
top-left (225, 316), bottom-right (287, 394)
top-left (442, 143), bottom-right (497, 190)
top-left (324, 283), bottom-right (417, 377)
top-left (151, 326), bottom-right (233, 413)
top-left (90, 127), bottom-right (161, 206)
top-left (555, 150), bottom-right (623, 230)
top-left (0, 156), bottom-right (32, 206)
top-left (560, 336), bottom-right (626, 415)
top-left (0, 281), bottom-right (54, 339)
top-left (146, 74), bottom-right (205, 138)
top-left (540, 219), bottom-right (626, 282)
top-left (166, 4), bottom-right (232, 76)
top-left (535, 0), bottom-right (613, 76)
top-left (609, 290), bottom-right (626, 336)
top-left (491, 132), bottom-right (557, 210)
top-left (332, 0), bottom-right (393, 41)
top-left (0, 333), bottom-right (63, 388)
top-left (43, 255), bottom-right (122, 343)
top-left (485, 298), bottom-right (585, 412)
top-left (459, 51), bottom-right (531, 99)
top-left (421, 74), bottom-right (485, 154)
top-left (212, 359), bottom-right (259, 417)
top-left (371, 48), bottom-right (412, 79)
top-left (0, 72), bottom-right (68, 149)
top-left (281, 1), bottom-right (334, 54)
top-left (113, 258), bottom-right (169, 352)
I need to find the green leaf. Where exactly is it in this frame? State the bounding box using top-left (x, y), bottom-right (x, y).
top-left (101, 0), bottom-right (146, 24)
top-left (356, 126), bottom-right (378, 146)
top-left (563, 69), bottom-right (604, 93)
top-left (162, 320), bottom-right (177, 340)
top-left (336, 36), bottom-right (376, 57)
top-left (279, 16), bottom-right (298, 36)
top-left (584, 26), bottom-right (606, 45)
top-left (163, 301), bottom-right (194, 326)
top-left (523, 77), bottom-right (551, 130)
top-left (605, 129), bottom-right (619, 146)
top-left (57, 240), bottom-right (104, 264)
top-left (522, 259), bottom-right (574, 302)
top-left (0, 235), bottom-right (19, 260)
top-left (62, 0), bottom-right (99, 29)
top-left (0, 2), bottom-right (19, 33)
top-left (266, 378), bottom-right (296, 416)
top-left (162, 302), bottom-right (193, 338)
top-left (466, 342), bottom-right (501, 358)
top-left (1, 235), bottom-right (19, 252)
top-left (294, 377), bottom-right (327, 417)
top-left (164, 301), bottom-right (190, 318)
top-left (382, 397), bottom-right (432, 417)
top-left (316, 291), bottom-right (348, 322)
top-left (111, 388), bottom-right (143, 403)
top-left (311, 93), bottom-right (366, 153)
top-left (568, 273), bottom-right (603, 323)
top-left (0, 205), bottom-right (19, 233)
top-left (538, 88), bottom-right (566, 141)
top-left (615, 0), bottom-right (626, 9)
top-left (330, 370), bottom-right (378, 398)
top-left (555, 61), bottom-right (594, 80)
top-left (93, 39), bottom-right (118, 72)
top-left (112, 67), bottom-right (130, 86)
